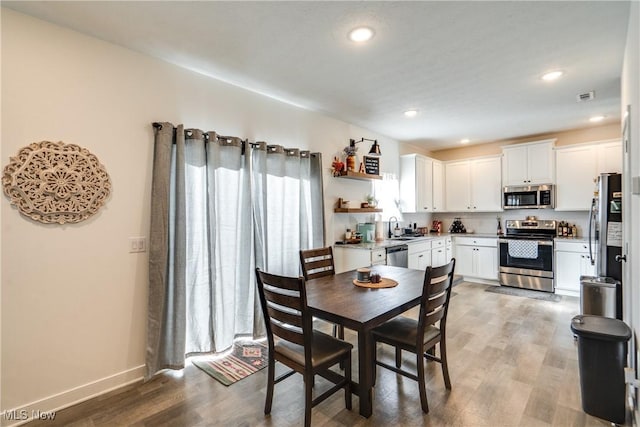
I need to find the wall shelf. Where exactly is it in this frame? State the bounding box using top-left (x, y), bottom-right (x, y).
top-left (334, 208), bottom-right (382, 213)
top-left (335, 171), bottom-right (381, 181)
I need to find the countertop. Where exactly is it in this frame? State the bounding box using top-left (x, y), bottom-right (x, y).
top-left (334, 234), bottom-right (589, 250)
top-left (554, 236), bottom-right (589, 243)
top-left (334, 232), bottom-right (499, 250)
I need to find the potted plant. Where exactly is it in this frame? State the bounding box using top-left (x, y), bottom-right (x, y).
top-left (365, 194), bottom-right (378, 208)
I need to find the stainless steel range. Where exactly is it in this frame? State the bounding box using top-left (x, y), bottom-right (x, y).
top-left (498, 217), bottom-right (557, 292)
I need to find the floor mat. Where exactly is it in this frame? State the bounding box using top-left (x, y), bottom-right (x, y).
top-left (192, 341), bottom-right (268, 386)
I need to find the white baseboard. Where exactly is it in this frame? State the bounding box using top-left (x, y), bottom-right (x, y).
top-left (554, 289), bottom-right (580, 298)
top-left (1, 364), bottom-right (145, 427)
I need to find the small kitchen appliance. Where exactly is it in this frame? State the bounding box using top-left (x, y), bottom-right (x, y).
top-left (357, 223), bottom-right (376, 243)
top-left (503, 184), bottom-right (555, 209)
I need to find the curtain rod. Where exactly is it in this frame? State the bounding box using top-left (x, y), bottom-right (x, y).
top-left (151, 123), bottom-right (316, 157)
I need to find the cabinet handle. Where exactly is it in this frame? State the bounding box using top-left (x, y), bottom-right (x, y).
top-left (418, 254), bottom-right (423, 258)
top-left (467, 206), bottom-right (471, 209)
top-left (474, 206), bottom-right (477, 209)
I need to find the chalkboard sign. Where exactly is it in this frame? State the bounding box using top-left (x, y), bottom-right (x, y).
top-left (364, 156), bottom-right (380, 175)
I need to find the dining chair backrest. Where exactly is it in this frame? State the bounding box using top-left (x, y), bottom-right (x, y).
top-left (299, 247), bottom-right (335, 280)
top-left (255, 269), bottom-right (313, 363)
top-left (418, 259), bottom-right (456, 341)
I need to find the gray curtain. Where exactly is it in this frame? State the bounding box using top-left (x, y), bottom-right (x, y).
top-left (252, 145), bottom-right (325, 277)
top-left (146, 123), bottom-right (324, 378)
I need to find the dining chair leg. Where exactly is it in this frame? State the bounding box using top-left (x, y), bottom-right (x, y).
top-left (416, 352), bottom-right (429, 414)
top-left (265, 358), bottom-right (275, 414)
top-left (304, 375), bottom-right (313, 427)
top-left (395, 347), bottom-right (402, 368)
top-left (440, 340), bottom-right (452, 390)
top-left (336, 326), bottom-right (346, 370)
top-left (344, 354), bottom-right (352, 410)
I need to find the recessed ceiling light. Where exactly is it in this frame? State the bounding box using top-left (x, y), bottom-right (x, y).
top-left (348, 27), bottom-right (374, 43)
top-left (589, 115), bottom-right (606, 123)
top-left (404, 109), bottom-right (418, 117)
top-left (541, 70), bottom-right (564, 81)
top-left (460, 138), bottom-right (470, 144)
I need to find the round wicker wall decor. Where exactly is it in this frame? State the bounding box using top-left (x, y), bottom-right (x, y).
top-left (2, 141), bottom-right (111, 224)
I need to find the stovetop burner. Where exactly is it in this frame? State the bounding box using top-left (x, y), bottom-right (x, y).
top-left (504, 218), bottom-right (557, 240)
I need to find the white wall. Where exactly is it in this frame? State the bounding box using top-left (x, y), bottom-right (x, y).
top-left (0, 9), bottom-right (400, 421)
top-left (0, 7), bottom-right (4, 418)
top-left (621, 1), bottom-right (640, 423)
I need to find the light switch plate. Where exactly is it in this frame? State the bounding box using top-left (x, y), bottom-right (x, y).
top-left (129, 237), bottom-right (147, 253)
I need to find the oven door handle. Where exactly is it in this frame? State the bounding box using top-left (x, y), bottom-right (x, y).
top-left (498, 238), bottom-right (553, 246)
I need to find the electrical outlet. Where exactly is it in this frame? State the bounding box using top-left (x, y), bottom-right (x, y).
top-left (129, 237), bottom-right (147, 253)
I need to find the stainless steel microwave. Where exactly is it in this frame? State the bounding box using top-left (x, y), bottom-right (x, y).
top-left (503, 184), bottom-right (555, 209)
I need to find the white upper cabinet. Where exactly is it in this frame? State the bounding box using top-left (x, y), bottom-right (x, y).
top-left (597, 141), bottom-right (623, 174)
top-left (555, 140), bottom-right (622, 211)
top-left (555, 145), bottom-right (598, 211)
top-left (445, 156), bottom-right (502, 212)
top-left (444, 160), bottom-right (471, 212)
top-left (502, 139), bottom-right (555, 186)
top-left (400, 154), bottom-right (443, 213)
top-left (432, 160), bottom-right (444, 212)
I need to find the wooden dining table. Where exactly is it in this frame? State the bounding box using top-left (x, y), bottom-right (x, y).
top-left (305, 265), bottom-right (426, 418)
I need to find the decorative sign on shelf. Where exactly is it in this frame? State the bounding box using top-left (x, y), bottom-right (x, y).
top-left (2, 141), bottom-right (112, 224)
top-left (363, 155), bottom-right (380, 176)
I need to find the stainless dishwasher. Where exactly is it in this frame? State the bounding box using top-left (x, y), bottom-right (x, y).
top-left (386, 245), bottom-right (408, 267)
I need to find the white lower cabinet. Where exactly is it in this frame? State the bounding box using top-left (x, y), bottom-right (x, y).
top-left (408, 241), bottom-right (431, 270)
top-left (333, 247), bottom-right (386, 274)
top-left (454, 237), bottom-right (498, 280)
top-left (371, 248), bottom-right (387, 266)
top-left (555, 240), bottom-right (596, 296)
top-left (431, 238), bottom-right (448, 267)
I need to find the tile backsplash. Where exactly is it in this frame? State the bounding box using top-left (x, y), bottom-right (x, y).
top-left (414, 210), bottom-right (590, 237)
top-left (332, 209), bottom-right (591, 243)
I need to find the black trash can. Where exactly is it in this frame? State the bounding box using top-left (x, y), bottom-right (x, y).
top-left (571, 314), bottom-right (631, 424)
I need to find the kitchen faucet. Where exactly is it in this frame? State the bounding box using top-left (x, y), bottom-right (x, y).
top-left (388, 216), bottom-right (399, 238)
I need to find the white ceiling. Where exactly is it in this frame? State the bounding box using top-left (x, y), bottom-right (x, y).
top-left (4, 1), bottom-right (631, 150)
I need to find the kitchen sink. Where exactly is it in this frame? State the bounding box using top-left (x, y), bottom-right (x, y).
top-left (391, 237), bottom-right (414, 241)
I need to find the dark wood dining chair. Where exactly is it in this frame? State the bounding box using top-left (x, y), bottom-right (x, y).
top-left (299, 247), bottom-right (344, 339)
top-left (255, 268), bottom-right (352, 427)
top-left (372, 258), bottom-right (456, 414)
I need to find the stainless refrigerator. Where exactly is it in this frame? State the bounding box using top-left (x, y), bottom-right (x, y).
top-left (582, 173), bottom-right (623, 319)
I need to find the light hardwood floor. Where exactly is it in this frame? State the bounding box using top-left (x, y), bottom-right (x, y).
top-left (26, 282), bottom-right (620, 426)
